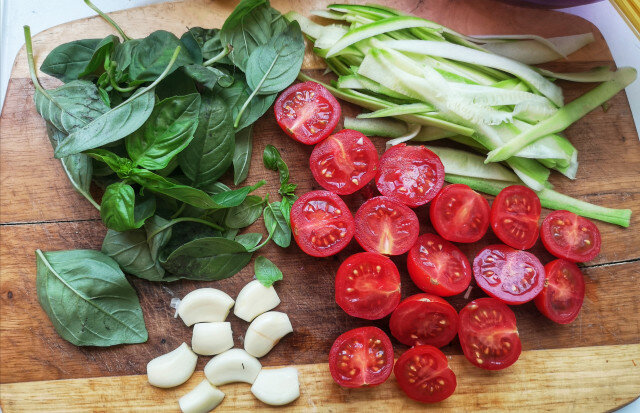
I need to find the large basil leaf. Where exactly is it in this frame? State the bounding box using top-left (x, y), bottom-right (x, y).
top-left (233, 126), bottom-right (253, 185)
top-left (225, 195), bottom-right (264, 228)
top-left (40, 39), bottom-right (102, 82)
top-left (78, 35), bottom-right (120, 78)
top-left (113, 39), bottom-right (141, 72)
top-left (160, 237), bottom-right (252, 280)
top-left (126, 93), bottom-right (201, 170)
top-left (178, 93), bottom-right (234, 186)
top-left (101, 182), bottom-right (155, 231)
top-left (130, 169), bottom-right (224, 209)
top-left (216, 74), bottom-right (276, 130)
top-left (34, 80), bottom-right (109, 134)
top-left (245, 21), bottom-right (304, 95)
top-left (183, 65), bottom-right (233, 90)
top-left (129, 30), bottom-right (195, 82)
top-left (264, 201), bottom-right (291, 248)
top-left (35, 249), bottom-right (147, 347)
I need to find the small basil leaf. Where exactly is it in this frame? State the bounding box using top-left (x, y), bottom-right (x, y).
top-left (262, 144), bottom-right (280, 170)
top-left (223, 228), bottom-right (240, 240)
top-left (78, 35), bottom-right (120, 78)
top-left (233, 126), bottom-right (253, 185)
top-left (216, 74), bottom-right (276, 130)
top-left (113, 39), bottom-right (141, 72)
top-left (280, 194), bottom-right (296, 226)
top-left (235, 233), bottom-right (263, 250)
top-left (40, 38), bottom-right (101, 82)
top-left (254, 256), bottom-right (283, 287)
top-left (180, 30), bottom-right (203, 64)
top-left (85, 148), bottom-right (133, 177)
top-left (129, 169), bottom-right (223, 209)
top-left (187, 27), bottom-right (219, 48)
top-left (224, 195), bottom-right (264, 228)
top-left (129, 30), bottom-right (195, 82)
top-left (264, 201), bottom-right (291, 248)
top-left (183, 65), bottom-right (233, 89)
top-left (101, 182), bottom-right (153, 231)
top-left (210, 180), bottom-right (265, 207)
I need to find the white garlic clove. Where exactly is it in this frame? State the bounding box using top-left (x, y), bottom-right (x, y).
top-left (234, 280), bottom-right (280, 322)
top-left (244, 311), bottom-right (293, 358)
top-left (204, 349), bottom-right (262, 386)
top-left (147, 342), bottom-right (197, 388)
top-left (191, 322), bottom-right (234, 356)
top-left (179, 379), bottom-right (225, 413)
top-left (178, 288), bottom-right (234, 326)
top-left (251, 367), bottom-right (300, 406)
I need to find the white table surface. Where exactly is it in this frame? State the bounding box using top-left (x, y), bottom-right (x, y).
top-left (0, 0), bottom-right (638, 411)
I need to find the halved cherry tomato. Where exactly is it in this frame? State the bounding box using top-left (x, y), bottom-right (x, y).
top-left (458, 298), bottom-right (522, 370)
top-left (430, 184), bottom-right (490, 243)
top-left (274, 81), bottom-right (341, 145)
top-left (376, 144), bottom-right (444, 207)
top-left (328, 326), bottom-right (394, 388)
top-left (473, 244), bottom-right (545, 305)
top-left (309, 129), bottom-right (379, 195)
top-left (541, 210), bottom-right (601, 262)
top-left (335, 252), bottom-right (401, 320)
top-left (534, 259), bottom-right (585, 324)
top-left (290, 190), bottom-right (354, 257)
top-left (389, 294), bottom-right (459, 348)
top-left (490, 185), bottom-right (541, 250)
top-left (354, 196), bottom-right (419, 255)
top-left (394, 345), bottom-right (456, 403)
top-left (407, 233), bottom-right (471, 296)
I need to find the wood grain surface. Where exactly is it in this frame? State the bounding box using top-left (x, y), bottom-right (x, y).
top-left (1, 0), bottom-right (639, 411)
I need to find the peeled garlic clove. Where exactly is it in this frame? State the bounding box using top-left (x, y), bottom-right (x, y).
top-left (179, 379), bottom-right (225, 413)
top-left (147, 342), bottom-right (197, 388)
top-left (251, 367), bottom-right (300, 406)
top-left (178, 288), bottom-right (234, 326)
top-left (204, 349), bottom-right (262, 386)
top-left (192, 322), bottom-right (234, 356)
top-left (234, 280), bottom-right (280, 322)
top-left (244, 311), bottom-right (293, 358)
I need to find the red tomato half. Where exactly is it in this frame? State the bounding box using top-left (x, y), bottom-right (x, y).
top-left (335, 252), bottom-right (401, 320)
top-left (274, 81), bottom-right (341, 145)
top-left (534, 259), bottom-right (585, 324)
top-left (430, 184), bottom-right (490, 243)
top-left (389, 294), bottom-right (459, 348)
top-left (309, 129), bottom-right (379, 195)
top-left (473, 244), bottom-right (545, 305)
top-left (394, 345), bottom-right (457, 403)
top-left (541, 210), bottom-right (601, 262)
top-left (290, 190), bottom-right (354, 257)
top-left (458, 298), bottom-right (522, 370)
top-left (376, 144), bottom-right (445, 207)
top-left (328, 327), bottom-right (394, 388)
top-left (354, 196), bottom-right (419, 255)
top-left (407, 233), bottom-right (471, 296)
top-left (490, 185), bottom-right (541, 250)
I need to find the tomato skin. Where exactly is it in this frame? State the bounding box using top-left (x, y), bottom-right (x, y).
top-left (328, 327), bottom-right (394, 388)
top-left (309, 129), bottom-right (379, 195)
top-left (490, 185), bottom-right (541, 250)
top-left (274, 81), bottom-right (341, 145)
top-left (541, 210), bottom-right (601, 262)
top-left (335, 252), bottom-right (401, 320)
top-left (430, 184), bottom-right (490, 243)
top-left (473, 244), bottom-right (546, 305)
top-left (394, 345), bottom-right (457, 403)
top-left (534, 259), bottom-right (585, 324)
top-left (458, 298), bottom-right (522, 370)
top-left (354, 196), bottom-right (420, 256)
top-left (389, 294), bottom-right (459, 348)
top-left (376, 144), bottom-right (445, 207)
top-left (290, 190), bottom-right (354, 257)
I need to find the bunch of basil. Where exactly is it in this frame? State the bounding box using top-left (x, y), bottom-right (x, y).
top-left (28, 0), bottom-right (304, 347)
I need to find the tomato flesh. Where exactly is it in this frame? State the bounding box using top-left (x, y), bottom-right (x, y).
top-left (541, 210), bottom-right (601, 262)
top-left (376, 144), bottom-right (445, 207)
top-left (394, 345), bottom-right (457, 403)
top-left (430, 184), bottom-right (490, 243)
top-left (534, 259), bottom-right (585, 324)
top-left (490, 185), bottom-right (541, 250)
top-left (458, 298), bottom-right (522, 370)
top-left (335, 252), bottom-right (401, 320)
top-left (389, 294), bottom-right (459, 348)
top-left (309, 129), bottom-right (379, 195)
top-left (473, 244), bottom-right (545, 305)
top-left (290, 190), bottom-right (354, 257)
top-left (328, 327), bottom-right (394, 388)
top-left (354, 196), bottom-right (419, 255)
top-left (274, 81), bottom-right (341, 145)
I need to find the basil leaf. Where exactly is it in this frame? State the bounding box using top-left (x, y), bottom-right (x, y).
top-left (78, 34), bottom-right (119, 78)
top-left (280, 194), bottom-right (296, 225)
top-left (130, 169), bottom-right (224, 209)
top-left (245, 21), bottom-right (304, 95)
top-left (101, 182), bottom-right (155, 231)
top-left (235, 232), bottom-right (263, 250)
top-left (126, 93), bottom-right (201, 170)
top-left (35, 249), bottom-right (147, 347)
top-left (183, 65), bottom-right (233, 89)
top-left (263, 144), bottom-right (289, 185)
top-left (264, 201), bottom-right (291, 248)
top-left (217, 74), bottom-right (276, 130)
top-left (225, 195), bottom-right (264, 228)
top-left (179, 30), bottom-right (203, 64)
top-left (186, 27), bottom-right (219, 48)
top-left (113, 39), bottom-right (141, 72)
top-left (254, 256), bottom-right (283, 287)
top-left (160, 237), bottom-right (252, 280)
top-left (40, 39), bottom-right (101, 82)
top-left (85, 148), bottom-right (134, 176)
top-left (211, 180), bottom-right (265, 207)
top-left (129, 30), bottom-right (195, 82)
top-left (155, 69), bottom-right (198, 101)
top-left (178, 93), bottom-right (234, 186)
top-left (233, 126), bottom-right (253, 185)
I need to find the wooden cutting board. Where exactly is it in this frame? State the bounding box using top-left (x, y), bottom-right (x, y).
top-left (1, 0), bottom-right (639, 411)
